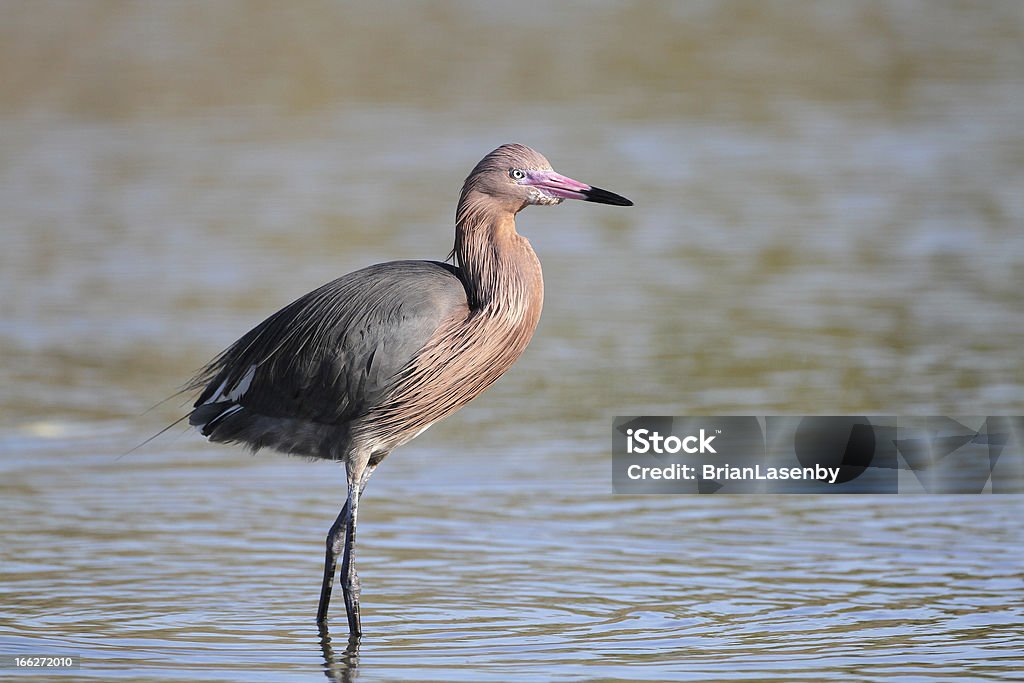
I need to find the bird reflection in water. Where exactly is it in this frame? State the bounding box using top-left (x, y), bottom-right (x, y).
top-left (318, 622), bottom-right (360, 683)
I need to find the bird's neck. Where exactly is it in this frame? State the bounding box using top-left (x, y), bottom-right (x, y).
top-left (454, 190), bottom-right (544, 317)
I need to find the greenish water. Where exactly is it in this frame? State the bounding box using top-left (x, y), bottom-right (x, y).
top-left (2, 2), bottom-right (1022, 681)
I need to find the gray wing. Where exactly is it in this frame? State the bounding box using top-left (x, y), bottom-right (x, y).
top-left (188, 260), bottom-right (468, 456)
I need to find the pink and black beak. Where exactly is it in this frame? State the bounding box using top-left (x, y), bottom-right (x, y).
top-left (522, 169), bottom-right (633, 206)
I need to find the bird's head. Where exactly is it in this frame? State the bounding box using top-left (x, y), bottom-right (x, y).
top-left (460, 143), bottom-right (632, 216)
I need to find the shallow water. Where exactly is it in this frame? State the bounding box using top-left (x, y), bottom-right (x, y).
top-left (2, 2), bottom-right (1023, 681)
top-left (3, 432), bottom-right (1021, 682)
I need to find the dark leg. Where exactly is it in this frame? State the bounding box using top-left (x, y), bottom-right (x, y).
top-left (317, 460), bottom-right (379, 635)
top-left (317, 498), bottom-right (350, 624)
top-left (339, 479), bottom-right (361, 638)
top-left (339, 462), bottom-right (378, 638)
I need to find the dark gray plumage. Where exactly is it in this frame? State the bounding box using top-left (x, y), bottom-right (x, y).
top-left (189, 260), bottom-right (466, 460)
top-left (186, 143), bottom-right (632, 639)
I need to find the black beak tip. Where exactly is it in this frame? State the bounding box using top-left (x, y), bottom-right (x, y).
top-left (582, 186), bottom-right (633, 207)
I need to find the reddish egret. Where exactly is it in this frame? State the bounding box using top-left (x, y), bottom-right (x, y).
top-left (186, 144), bottom-right (632, 637)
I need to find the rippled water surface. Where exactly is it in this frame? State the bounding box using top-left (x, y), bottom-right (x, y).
top-left (5, 433), bottom-right (1022, 681)
top-left (2, 2), bottom-right (1023, 681)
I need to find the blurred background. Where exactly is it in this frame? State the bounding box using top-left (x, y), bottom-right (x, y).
top-left (1, 2), bottom-right (1022, 680)
top-left (2, 0), bottom-right (1022, 429)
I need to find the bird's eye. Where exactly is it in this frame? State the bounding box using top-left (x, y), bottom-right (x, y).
top-left (509, 169), bottom-right (525, 180)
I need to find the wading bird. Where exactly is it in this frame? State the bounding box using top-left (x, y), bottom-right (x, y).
top-left (186, 144), bottom-right (632, 638)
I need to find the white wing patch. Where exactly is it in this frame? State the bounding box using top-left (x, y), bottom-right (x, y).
top-left (213, 404), bottom-right (243, 421)
top-left (202, 364), bottom-right (256, 405)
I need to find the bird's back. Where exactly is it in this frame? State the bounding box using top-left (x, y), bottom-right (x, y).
top-left (188, 260), bottom-right (469, 460)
